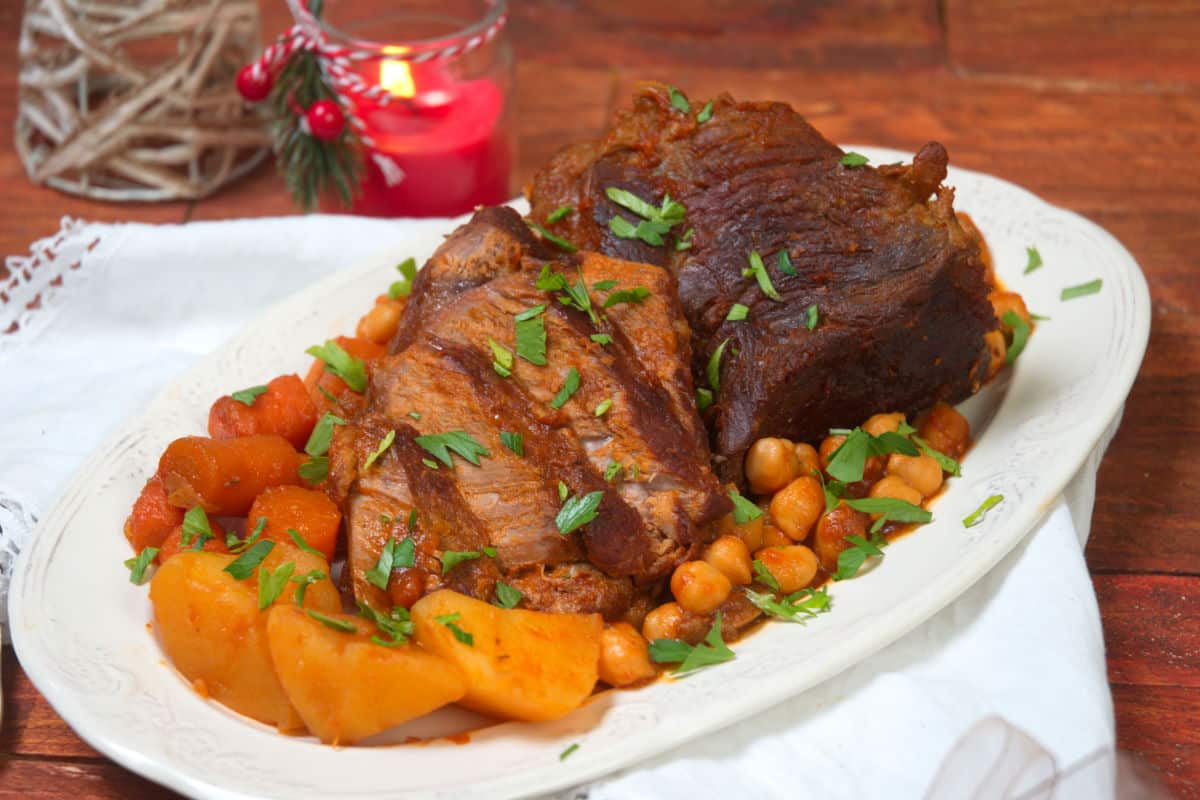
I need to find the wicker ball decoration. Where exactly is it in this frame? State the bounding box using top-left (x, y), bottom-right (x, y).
top-left (16, 0), bottom-right (272, 201)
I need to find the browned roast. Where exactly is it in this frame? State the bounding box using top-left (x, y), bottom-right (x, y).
top-left (528, 83), bottom-right (999, 482)
top-left (329, 207), bottom-right (731, 621)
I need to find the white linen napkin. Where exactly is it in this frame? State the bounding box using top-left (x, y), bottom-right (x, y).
top-left (0, 216), bottom-right (1117, 799)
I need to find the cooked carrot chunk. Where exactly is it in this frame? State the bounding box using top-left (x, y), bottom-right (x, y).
top-left (247, 485), bottom-right (342, 560)
top-left (125, 475), bottom-right (185, 552)
top-left (208, 374), bottom-right (319, 450)
top-left (304, 336), bottom-right (387, 414)
top-left (158, 435), bottom-right (305, 515)
top-left (157, 520), bottom-right (230, 563)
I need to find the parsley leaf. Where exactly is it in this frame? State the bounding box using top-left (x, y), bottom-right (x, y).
top-left (648, 612), bottom-right (735, 676)
top-left (912, 435), bottom-right (961, 476)
top-left (844, 496), bottom-right (932, 533)
top-left (415, 431), bottom-right (491, 467)
top-left (604, 460), bottom-right (622, 482)
top-left (181, 506), bottom-right (213, 549)
top-left (675, 227), bottom-right (695, 251)
top-left (825, 427), bottom-right (919, 483)
top-left (546, 205), bottom-right (574, 224)
top-left (514, 305), bottom-right (548, 366)
top-left (359, 602), bottom-right (415, 646)
top-left (539, 266), bottom-right (599, 325)
top-left (224, 540), bottom-right (275, 580)
top-left (125, 547), bottom-right (159, 584)
top-left (306, 609), bottom-right (357, 633)
top-left (805, 304), bottom-right (819, 331)
top-left (1003, 310), bottom-right (1031, 364)
top-left (298, 455), bottom-right (329, 484)
top-left (488, 338), bottom-right (515, 377)
top-left (593, 279), bottom-right (619, 291)
top-left (729, 489), bottom-right (763, 524)
top-left (963, 494), bottom-right (1004, 528)
top-left (230, 385), bottom-right (267, 406)
top-left (833, 532), bottom-right (886, 580)
top-left (556, 490), bottom-right (604, 535)
top-left (726, 303), bottom-right (749, 321)
top-left (258, 561), bottom-right (295, 610)
top-left (305, 340), bottom-right (367, 393)
top-left (706, 338), bottom-right (730, 391)
top-left (287, 527), bottom-right (324, 557)
top-left (366, 537), bottom-right (414, 590)
top-left (1024, 246), bottom-right (1043, 274)
top-left (363, 429), bottom-right (396, 471)
top-left (696, 100), bottom-right (714, 123)
top-left (1061, 279), bottom-right (1102, 300)
top-left (602, 286), bottom-right (651, 308)
top-left (591, 332), bottom-right (613, 345)
top-left (527, 220), bottom-right (578, 252)
top-left (435, 612), bottom-right (474, 646)
top-left (752, 559), bottom-right (780, 591)
top-left (669, 86), bottom-right (690, 113)
top-left (290, 568), bottom-right (326, 605)
top-left (695, 387), bottom-right (714, 412)
top-left (777, 250), bottom-right (797, 276)
top-left (495, 580), bottom-right (523, 609)
top-left (840, 151), bottom-right (870, 167)
top-left (500, 430), bottom-right (524, 456)
top-left (745, 587), bottom-right (831, 621)
top-left (558, 481), bottom-right (570, 501)
top-left (594, 398), bottom-right (613, 417)
top-left (560, 743), bottom-right (580, 761)
top-left (550, 367), bottom-right (581, 409)
top-left (441, 550), bottom-right (483, 574)
top-left (605, 187), bottom-right (687, 248)
top-left (422, 458), bottom-right (439, 470)
top-left (305, 412), bottom-right (347, 457)
top-left (388, 257), bottom-right (418, 298)
top-left (744, 251), bottom-right (782, 301)
top-left (228, 515), bottom-right (267, 553)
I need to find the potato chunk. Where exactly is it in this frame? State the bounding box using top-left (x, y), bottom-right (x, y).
top-left (149, 547), bottom-right (339, 731)
top-left (411, 590), bottom-right (602, 721)
top-left (266, 605), bottom-right (466, 744)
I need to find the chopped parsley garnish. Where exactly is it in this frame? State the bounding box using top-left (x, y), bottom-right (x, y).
top-left (483, 545), bottom-right (497, 558)
top-left (593, 279), bottom-right (619, 291)
top-left (825, 427), bottom-right (919, 483)
top-left (743, 251), bottom-right (782, 301)
top-left (435, 612), bottom-right (474, 646)
top-left (546, 205), bottom-right (574, 224)
top-left (359, 602), bottom-right (415, 646)
top-left (415, 430), bottom-right (491, 467)
top-left (912, 435), bottom-right (961, 476)
top-left (500, 430), bottom-right (524, 456)
top-left (514, 304), bottom-right (548, 365)
top-left (777, 250), bottom-right (797, 276)
top-left (288, 527), bottom-right (324, 557)
top-left (726, 303), bottom-right (749, 321)
top-left (538, 265), bottom-right (600, 325)
top-left (363, 429), bottom-right (396, 471)
top-left (675, 227), bottom-right (695, 251)
top-left (840, 151), bottom-right (870, 168)
top-left (181, 506), bottom-right (214, 550)
top-left (696, 101), bottom-right (714, 124)
top-left (560, 743), bottom-right (580, 761)
top-left (550, 367), bottom-right (581, 409)
top-left (527, 220), bottom-right (578, 252)
top-left (1061, 279), bottom-right (1102, 301)
top-left (223, 540), bottom-right (275, 580)
top-left (305, 412), bottom-right (347, 457)
top-left (422, 458), bottom-right (439, 470)
top-left (833, 532), bottom-right (886, 580)
top-left (124, 547), bottom-right (159, 585)
top-left (752, 559), bottom-right (780, 591)
top-left (441, 550), bottom-right (483, 574)
top-left (558, 481), bottom-right (570, 501)
top-left (963, 494), bottom-right (1004, 528)
top-left (745, 587), bottom-right (831, 622)
top-left (590, 332), bottom-right (613, 345)
top-left (556, 490), bottom-right (604, 535)
top-left (230, 385), bottom-right (267, 406)
top-left (648, 612), bottom-right (735, 676)
top-left (1002, 311), bottom-right (1031, 364)
top-left (1024, 246), bottom-right (1043, 274)
top-left (488, 337), bottom-right (515, 377)
top-left (805, 304), bottom-right (819, 330)
top-left (409, 411), bottom-right (422, 420)
top-left (299, 455), bottom-right (329, 484)
top-left (605, 187), bottom-right (687, 247)
top-left (843, 496), bottom-right (932, 533)
top-left (366, 537), bottom-right (415, 589)
top-left (669, 86), bottom-right (690, 113)
top-left (258, 561), bottom-right (296, 610)
top-left (228, 515), bottom-right (267, 553)
top-left (388, 257), bottom-right (418, 298)
top-left (305, 340), bottom-right (367, 392)
top-left (706, 337), bottom-right (730, 391)
top-left (627, 463), bottom-right (641, 480)
top-left (594, 398), bottom-right (613, 417)
top-left (729, 488), bottom-right (763, 524)
top-left (603, 460), bottom-right (622, 482)
top-left (602, 286), bottom-right (651, 308)
top-left (290, 569), bottom-right (327, 605)
top-left (695, 387), bottom-right (714, 412)
top-left (317, 385), bottom-right (338, 404)
top-left (306, 609), bottom-right (357, 633)
top-left (495, 580), bottom-right (523, 609)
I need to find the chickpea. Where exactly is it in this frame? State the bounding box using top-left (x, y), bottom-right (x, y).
top-left (704, 535), bottom-right (752, 585)
top-left (794, 442), bottom-right (820, 477)
top-left (814, 503), bottom-right (868, 573)
top-left (917, 402), bottom-right (971, 460)
top-left (720, 511), bottom-right (765, 552)
top-left (819, 434), bottom-right (846, 469)
top-left (761, 522), bottom-right (792, 549)
top-left (356, 297), bottom-right (404, 344)
top-left (642, 601), bottom-right (686, 641)
top-left (745, 437), bottom-right (802, 495)
top-left (984, 330), bottom-right (1007, 378)
top-left (887, 453), bottom-right (944, 498)
top-left (755, 545), bottom-right (819, 593)
top-left (868, 475), bottom-right (924, 520)
top-left (598, 623), bottom-right (656, 687)
top-left (670, 560), bottom-right (732, 615)
top-left (863, 412), bottom-right (906, 437)
top-left (768, 476), bottom-right (824, 541)
top-left (989, 290), bottom-right (1032, 330)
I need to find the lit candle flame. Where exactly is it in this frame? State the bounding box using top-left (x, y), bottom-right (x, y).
top-left (380, 50), bottom-right (416, 99)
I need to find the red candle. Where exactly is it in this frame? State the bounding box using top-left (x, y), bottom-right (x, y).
top-left (347, 59), bottom-right (511, 218)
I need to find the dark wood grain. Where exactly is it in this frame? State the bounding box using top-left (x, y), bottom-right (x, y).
top-left (2, 0), bottom-right (1199, 797)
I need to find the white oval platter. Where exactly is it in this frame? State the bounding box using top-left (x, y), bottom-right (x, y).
top-left (11, 147), bottom-right (1149, 799)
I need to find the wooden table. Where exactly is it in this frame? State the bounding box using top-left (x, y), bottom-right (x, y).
top-left (2, 1), bottom-right (1197, 796)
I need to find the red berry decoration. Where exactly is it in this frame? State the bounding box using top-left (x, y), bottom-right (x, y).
top-left (305, 100), bottom-right (345, 141)
top-left (235, 64), bottom-right (273, 102)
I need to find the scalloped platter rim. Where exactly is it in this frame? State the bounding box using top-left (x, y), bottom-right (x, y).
top-left (11, 146), bottom-right (1150, 799)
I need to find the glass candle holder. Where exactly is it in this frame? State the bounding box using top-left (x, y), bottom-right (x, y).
top-left (293, 0), bottom-right (513, 217)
